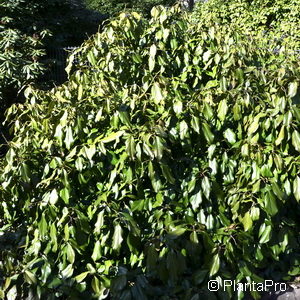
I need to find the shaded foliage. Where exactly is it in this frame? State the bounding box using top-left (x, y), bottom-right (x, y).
top-left (0, 0), bottom-right (106, 156)
top-left (84, 0), bottom-right (178, 17)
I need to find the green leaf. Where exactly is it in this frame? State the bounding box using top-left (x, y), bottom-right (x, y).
top-left (66, 243), bottom-right (75, 264)
top-left (153, 193), bottom-right (163, 208)
top-left (40, 263), bottom-right (51, 284)
top-left (238, 261), bottom-right (252, 276)
top-left (24, 270), bottom-right (37, 285)
top-left (233, 103), bottom-right (242, 120)
top-left (92, 241), bottom-right (101, 262)
top-left (190, 191), bottom-right (202, 211)
top-left (248, 116), bottom-right (260, 135)
top-left (78, 84), bottom-right (83, 100)
top-left (261, 165), bottom-right (272, 177)
top-left (132, 53), bottom-right (142, 64)
top-left (20, 163), bottom-right (31, 182)
top-left (272, 182), bottom-right (284, 201)
top-left (193, 269), bottom-right (208, 285)
top-left (149, 44), bottom-right (157, 57)
top-left (288, 81), bottom-right (298, 98)
top-left (151, 82), bottom-right (163, 104)
top-left (264, 191), bottom-right (278, 216)
top-left (149, 56), bottom-right (155, 72)
top-left (6, 286), bottom-right (17, 300)
top-left (173, 101), bottom-right (183, 114)
top-left (275, 125), bottom-right (285, 146)
top-left (59, 188), bottom-right (70, 204)
top-left (87, 51), bottom-right (96, 65)
top-left (50, 223), bottom-right (58, 252)
top-left (64, 224), bottom-right (69, 241)
top-left (209, 253), bottom-right (220, 277)
top-left (203, 50), bottom-right (212, 62)
top-left (191, 116), bottom-right (200, 133)
top-left (118, 111), bottom-right (131, 126)
top-left (95, 211), bottom-right (104, 235)
top-left (170, 38), bottom-right (178, 50)
top-left (91, 276), bottom-right (101, 294)
top-left (259, 225), bottom-right (272, 244)
top-left (5, 148), bottom-right (15, 165)
top-left (202, 122), bottom-right (214, 144)
top-left (292, 130), bottom-right (300, 152)
top-left (242, 212), bottom-right (253, 231)
top-left (112, 224), bottom-right (123, 250)
top-left (220, 77), bottom-right (227, 91)
top-left (38, 214), bottom-right (47, 238)
top-left (75, 271), bottom-right (89, 283)
top-left (179, 120), bottom-right (188, 140)
top-left (249, 206), bottom-right (260, 221)
top-left (205, 80), bottom-right (219, 89)
top-left (168, 227), bottom-right (186, 238)
top-left (201, 176), bottom-right (211, 199)
top-left (160, 163), bottom-right (175, 184)
top-left (224, 128), bottom-right (236, 144)
top-left (61, 264), bottom-right (74, 279)
top-left (153, 136), bottom-right (164, 160)
top-left (126, 135), bottom-right (136, 160)
top-left (284, 178), bottom-right (291, 196)
top-left (100, 130), bottom-right (125, 143)
top-left (131, 199), bottom-right (145, 211)
top-left (49, 189), bottom-right (58, 205)
top-left (293, 176), bottom-right (300, 202)
top-left (217, 99), bottom-right (228, 121)
top-left (64, 126), bottom-right (74, 150)
top-left (84, 144), bottom-right (96, 161)
top-left (54, 124), bottom-right (63, 145)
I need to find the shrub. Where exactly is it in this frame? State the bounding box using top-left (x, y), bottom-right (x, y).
top-left (1, 4), bottom-right (300, 300)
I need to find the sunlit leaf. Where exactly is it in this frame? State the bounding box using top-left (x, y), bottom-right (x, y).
top-left (112, 224), bottom-right (123, 250)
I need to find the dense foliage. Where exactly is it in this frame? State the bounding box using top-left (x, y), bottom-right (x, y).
top-left (1, 2), bottom-right (300, 300)
top-left (83, 0), bottom-right (177, 17)
top-left (0, 0), bottom-right (104, 103)
top-left (193, 0), bottom-right (300, 49)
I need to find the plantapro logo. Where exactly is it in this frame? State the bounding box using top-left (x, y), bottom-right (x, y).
top-left (208, 279), bottom-right (288, 293)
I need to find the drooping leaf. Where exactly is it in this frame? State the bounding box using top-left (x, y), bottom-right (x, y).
top-left (112, 224), bottom-right (123, 251)
top-left (92, 241), bottom-right (101, 262)
top-left (66, 243), bottom-right (75, 264)
top-left (292, 130), bottom-right (300, 152)
top-left (202, 122), bottom-right (214, 144)
top-left (209, 253), bottom-right (220, 277)
top-left (259, 225), bottom-right (272, 244)
top-left (49, 189), bottom-right (58, 205)
top-left (59, 188), bottom-right (70, 204)
top-left (288, 81), bottom-right (298, 98)
top-left (100, 131), bottom-right (125, 144)
top-left (242, 212), bottom-right (253, 231)
top-left (217, 99), bottom-right (228, 121)
top-left (151, 82), bottom-right (163, 104)
top-left (293, 176), bottom-right (300, 202)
